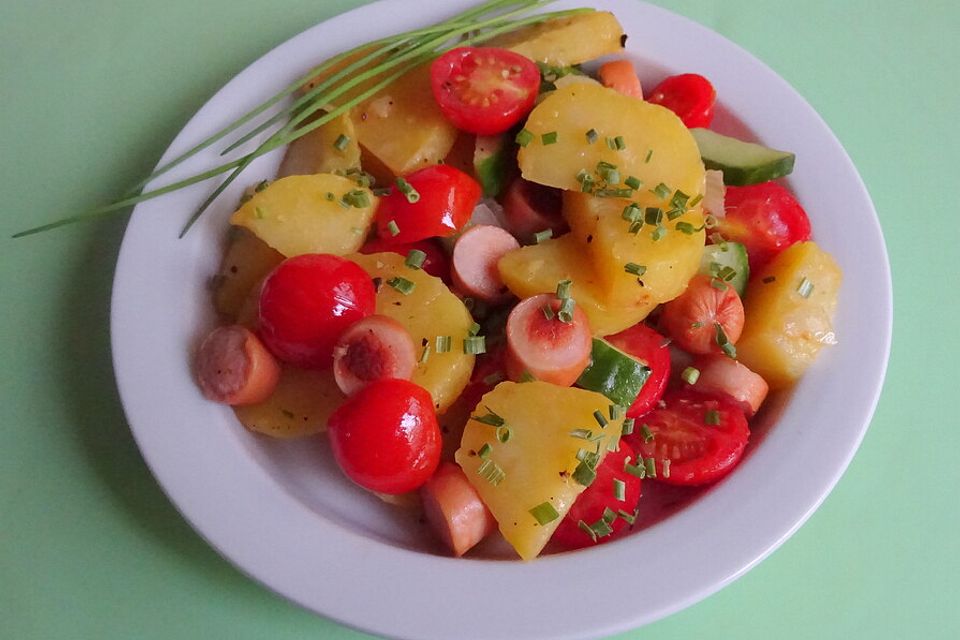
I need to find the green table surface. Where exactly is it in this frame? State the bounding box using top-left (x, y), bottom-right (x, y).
top-left (2, 1), bottom-right (957, 638)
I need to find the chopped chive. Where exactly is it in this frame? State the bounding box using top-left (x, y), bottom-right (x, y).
top-left (577, 449), bottom-right (601, 466)
top-left (688, 193), bottom-right (704, 208)
top-left (605, 136), bottom-right (618, 150)
top-left (613, 478), bottom-right (626, 501)
top-left (419, 344), bottom-right (431, 364)
top-left (622, 203), bottom-right (641, 222)
top-left (681, 366), bottom-right (701, 385)
top-left (541, 131), bottom-right (559, 145)
top-left (664, 208), bottom-right (682, 222)
top-left (482, 371), bottom-right (504, 386)
top-left (651, 182), bottom-right (672, 199)
top-left (436, 335), bottom-right (452, 353)
top-left (572, 460), bottom-right (598, 487)
top-left (386, 276), bottom-right (415, 295)
top-left (386, 219), bottom-right (400, 237)
top-left (705, 409), bottom-right (721, 425)
top-left (624, 175), bottom-right (642, 190)
top-left (254, 206), bottom-right (266, 219)
top-left (594, 187), bottom-right (634, 198)
top-left (628, 221), bottom-right (644, 235)
top-left (662, 458), bottom-right (672, 478)
top-left (614, 135), bottom-right (626, 150)
top-left (519, 371), bottom-right (537, 383)
top-left (468, 322), bottom-right (481, 337)
top-left (644, 207), bottom-right (663, 225)
top-left (602, 507), bottom-right (618, 524)
top-left (529, 501), bottom-right (560, 525)
top-left (644, 457), bottom-right (657, 478)
top-left (609, 404), bottom-right (624, 421)
top-left (617, 509), bottom-right (637, 526)
top-left (472, 407), bottom-right (505, 428)
top-left (675, 221), bottom-right (699, 234)
top-left (624, 460), bottom-right (646, 479)
top-left (606, 435), bottom-right (620, 452)
top-left (333, 133), bottom-right (350, 151)
top-left (585, 129), bottom-right (599, 144)
top-left (477, 443), bottom-right (492, 459)
top-left (652, 225), bottom-right (667, 241)
top-left (556, 279), bottom-right (573, 299)
top-left (463, 335), bottom-right (486, 355)
top-left (798, 277), bottom-right (814, 298)
top-left (590, 517), bottom-right (614, 538)
top-left (645, 149), bottom-right (654, 163)
top-left (495, 425), bottom-right (512, 443)
top-left (541, 304), bottom-right (555, 321)
top-left (395, 176), bottom-right (420, 204)
top-left (715, 323), bottom-right (737, 358)
top-left (557, 297), bottom-right (575, 323)
top-left (596, 163), bottom-right (619, 183)
top-left (578, 520), bottom-right (599, 542)
top-left (478, 459), bottom-right (505, 486)
top-left (624, 262), bottom-right (647, 276)
top-left (404, 249), bottom-right (427, 269)
top-left (579, 174), bottom-right (595, 193)
top-left (670, 189), bottom-right (690, 211)
top-left (515, 128), bottom-right (534, 147)
top-left (254, 180), bottom-right (270, 193)
top-left (763, 276), bottom-right (777, 284)
top-left (570, 428), bottom-right (595, 440)
top-left (533, 228), bottom-right (553, 244)
top-left (704, 214), bottom-right (719, 229)
top-left (372, 187), bottom-right (392, 197)
top-left (641, 424), bottom-right (654, 443)
top-left (621, 418), bottom-right (635, 436)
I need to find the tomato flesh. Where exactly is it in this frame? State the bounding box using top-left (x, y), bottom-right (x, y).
top-left (327, 378), bottom-right (441, 494)
top-left (716, 181), bottom-right (812, 271)
top-left (257, 254), bottom-right (375, 368)
top-left (605, 322), bottom-right (671, 418)
top-left (624, 391), bottom-right (749, 486)
top-left (375, 164), bottom-right (481, 245)
top-left (646, 73), bottom-right (716, 128)
top-left (551, 441), bottom-right (642, 550)
top-left (430, 47), bottom-right (540, 135)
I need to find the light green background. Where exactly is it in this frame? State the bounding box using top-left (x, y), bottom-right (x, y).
top-left (1, 1), bottom-right (957, 638)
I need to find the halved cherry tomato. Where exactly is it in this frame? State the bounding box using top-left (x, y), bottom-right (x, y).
top-left (606, 323), bottom-right (671, 418)
top-left (500, 177), bottom-right (567, 242)
top-left (659, 274), bottom-right (744, 355)
top-left (430, 47), bottom-right (541, 135)
top-left (624, 391), bottom-right (749, 486)
top-left (716, 181), bottom-right (812, 271)
top-left (646, 73), bottom-right (716, 128)
top-left (551, 441), bottom-right (643, 550)
top-left (375, 165), bottom-right (481, 245)
top-left (257, 254), bottom-right (375, 368)
top-left (327, 378), bottom-right (441, 495)
top-left (504, 293), bottom-right (593, 386)
top-left (359, 238), bottom-right (451, 283)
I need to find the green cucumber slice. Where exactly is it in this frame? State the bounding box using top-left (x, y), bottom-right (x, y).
top-left (473, 134), bottom-right (512, 198)
top-left (691, 128), bottom-right (795, 186)
top-left (699, 241), bottom-right (749, 297)
top-left (576, 338), bottom-right (650, 408)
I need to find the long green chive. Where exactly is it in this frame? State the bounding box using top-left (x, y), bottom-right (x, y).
top-left (798, 277), bottom-right (814, 298)
top-left (529, 501), bottom-right (560, 525)
top-left (681, 366), bottom-right (701, 385)
top-left (556, 279), bottom-right (572, 299)
top-left (478, 459), bottom-right (505, 486)
top-left (624, 175), bottom-right (642, 190)
top-left (386, 276), bottom-right (415, 295)
top-left (436, 335), bottom-right (452, 353)
top-left (705, 409), bottom-right (721, 425)
top-left (557, 297), bottom-right (575, 323)
top-left (533, 228), bottom-right (553, 244)
top-left (333, 133), bottom-right (350, 151)
top-left (386, 220), bottom-right (400, 237)
top-left (613, 478), bottom-right (626, 502)
top-left (593, 410), bottom-right (608, 428)
top-left (419, 343), bottom-right (431, 364)
top-left (477, 443), bottom-right (492, 459)
top-left (578, 520), bottom-right (599, 542)
top-left (472, 408), bottom-right (505, 428)
top-left (572, 460), bottom-right (597, 487)
top-left (624, 262), bottom-right (646, 276)
top-left (463, 335), bottom-right (486, 355)
top-left (641, 424), bottom-right (654, 443)
top-left (395, 176), bottom-right (420, 203)
top-left (715, 323), bottom-right (737, 358)
top-left (496, 425), bottom-right (512, 443)
top-left (621, 418), bottom-right (635, 436)
top-left (585, 128), bottom-right (599, 144)
top-left (515, 128), bottom-right (534, 147)
top-left (405, 249), bottom-right (427, 269)
top-left (541, 131), bottom-right (558, 145)
top-left (651, 183), bottom-right (672, 199)
top-left (644, 457), bottom-right (657, 478)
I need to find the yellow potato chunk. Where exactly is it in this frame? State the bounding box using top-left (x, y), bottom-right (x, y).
top-left (737, 242), bottom-right (842, 390)
top-left (498, 235), bottom-right (657, 336)
top-left (456, 381), bottom-right (622, 560)
top-left (350, 64), bottom-right (458, 176)
top-left (277, 112), bottom-right (361, 177)
top-left (349, 252), bottom-right (474, 413)
top-left (233, 366), bottom-right (342, 438)
top-left (486, 11), bottom-right (624, 66)
top-left (212, 228), bottom-right (283, 320)
top-left (230, 174), bottom-right (377, 258)
top-left (563, 191), bottom-right (705, 307)
top-left (517, 82), bottom-right (704, 201)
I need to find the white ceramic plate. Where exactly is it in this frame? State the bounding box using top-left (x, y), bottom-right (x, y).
top-left (111, 1), bottom-right (892, 638)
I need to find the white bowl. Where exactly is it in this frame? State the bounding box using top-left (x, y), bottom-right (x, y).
top-left (111, 1), bottom-right (892, 638)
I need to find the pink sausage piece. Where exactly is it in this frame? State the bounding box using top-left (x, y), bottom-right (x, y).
top-left (504, 293), bottom-right (593, 386)
top-left (420, 462), bottom-right (497, 557)
top-left (451, 224), bottom-right (520, 304)
top-left (501, 177), bottom-right (567, 242)
top-left (196, 325), bottom-right (281, 405)
top-left (687, 355), bottom-right (769, 417)
top-left (332, 315), bottom-right (417, 396)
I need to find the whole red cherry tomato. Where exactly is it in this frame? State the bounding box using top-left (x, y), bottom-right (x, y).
top-left (359, 237), bottom-right (451, 283)
top-left (327, 378), bottom-right (441, 494)
top-left (430, 47), bottom-right (541, 135)
top-left (716, 181), bottom-right (812, 271)
top-left (646, 73), bottom-right (716, 128)
top-left (258, 254), bottom-right (375, 368)
top-left (605, 323), bottom-right (671, 418)
top-left (624, 391), bottom-right (749, 486)
top-left (551, 441), bottom-right (643, 550)
top-left (375, 165), bottom-right (481, 245)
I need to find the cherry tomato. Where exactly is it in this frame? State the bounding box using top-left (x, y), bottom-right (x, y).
top-left (605, 323), bottom-right (671, 418)
top-left (551, 441), bottom-right (642, 550)
top-left (430, 47), bottom-right (541, 135)
top-left (716, 181), bottom-right (812, 271)
top-left (646, 73), bottom-right (716, 128)
top-left (375, 165), bottom-right (481, 245)
top-left (659, 274), bottom-right (745, 355)
top-left (624, 391), bottom-right (749, 486)
top-left (257, 254), bottom-right (375, 368)
top-left (359, 237), bottom-right (451, 283)
top-left (328, 378), bottom-right (441, 494)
